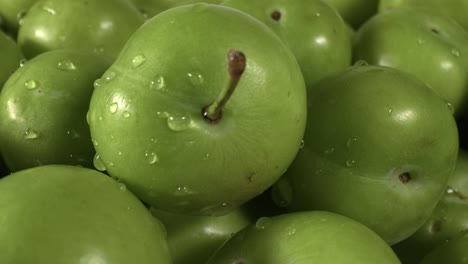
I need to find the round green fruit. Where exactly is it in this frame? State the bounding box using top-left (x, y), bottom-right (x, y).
top-left (0, 30), bottom-right (24, 89)
top-left (0, 165), bottom-right (171, 264)
top-left (88, 4), bottom-right (307, 215)
top-left (0, 50), bottom-right (110, 171)
top-left (222, 0), bottom-right (352, 88)
top-left (392, 149), bottom-right (468, 263)
top-left (353, 8), bottom-right (468, 116)
top-left (151, 206), bottom-right (254, 264)
top-left (207, 211), bottom-right (401, 263)
top-left (275, 65), bottom-right (459, 244)
top-left (18, 0), bottom-right (145, 59)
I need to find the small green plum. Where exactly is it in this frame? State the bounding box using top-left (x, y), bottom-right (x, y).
top-left (275, 65), bottom-right (458, 245)
top-left (17, 0), bottom-right (145, 59)
top-left (207, 211), bottom-right (401, 263)
top-left (222, 0), bottom-right (352, 88)
top-left (88, 4), bottom-right (307, 215)
top-left (0, 165), bottom-right (171, 264)
top-left (0, 50), bottom-right (111, 171)
top-left (353, 8), bottom-right (468, 116)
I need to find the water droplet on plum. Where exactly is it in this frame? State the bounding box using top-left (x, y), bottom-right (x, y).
top-left (57, 60), bottom-right (76, 71)
top-left (346, 159), bottom-right (356, 167)
top-left (187, 72), bottom-right (205, 86)
top-left (255, 217), bottom-right (272, 230)
top-left (145, 151), bottom-right (159, 164)
top-left (24, 80), bottom-right (38, 89)
top-left (167, 114), bottom-right (192, 131)
top-left (24, 128), bottom-right (39, 139)
top-left (132, 55), bottom-right (146, 68)
top-left (93, 153), bottom-right (106, 171)
top-left (109, 103), bottom-right (118, 113)
top-left (150, 75), bottom-right (166, 91)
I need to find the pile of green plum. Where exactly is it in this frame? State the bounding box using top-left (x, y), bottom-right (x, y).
top-left (1, 0), bottom-right (468, 263)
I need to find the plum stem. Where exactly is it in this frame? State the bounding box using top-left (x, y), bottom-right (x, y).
top-left (203, 49), bottom-right (246, 123)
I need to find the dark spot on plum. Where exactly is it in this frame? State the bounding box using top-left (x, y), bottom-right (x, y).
top-left (232, 261), bottom-right (245, 264)
top-left (430, 28), bottom-right (440, 34)
top-left (430, 221), bottom-right (442, 234)
top-left (247, 172), bottom-right (255, 183)
top-left (399, 172), bottom-right (411, 184)
top-left (271, 10), bottom-right (281, 21)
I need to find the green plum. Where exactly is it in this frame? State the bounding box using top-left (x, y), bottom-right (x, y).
top-left (392, 150), bottom-right (468, 263)
top-left (0, 0), bottom-right (37, 34)
top-left (324, 0), bottom-right (379, 29)
top-left (420, 231), bottom-right (468, 264)
top-left (88, 4), bottom-right (307, 215)
top-left (0, 30), bottom-right (24, 89)
top-left (0, 50), bottom-right (110, 172)
top-left (151, 206), bottom-right (254, 264)
top-left (0, 165), bottom-right (171, 263)
top-left (353, 8), bottom-right (468, 116)
top-left (17, 0), bottom-right (145, 59)
top-left (379, 0), bottom-right (468, 32)
top-left (222, 0), bottom-right (351, 88)
top-left (207, 211), bottom-right (401, 263)
top-left (130, 0), bottom-right (222, 18)
top-left (274, 65), bottom-right (459, 244)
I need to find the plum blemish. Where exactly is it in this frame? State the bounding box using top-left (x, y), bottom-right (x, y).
top-left (271, 10), bottom-right (281, 21)
top-left (399, 172), bottom-right (411, 184)
top-left (430, 221), bottom-right (442, 234)
top-left (430, 28), bottom-right (439, 34)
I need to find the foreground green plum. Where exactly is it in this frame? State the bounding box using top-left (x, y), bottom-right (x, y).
top-left (0, 165), bottom-right (171, 263)
top-left (379, 0), bottom-right (468, 32)
top-left (88, 4), bottom-right (307, 215)
top-left (0, 30), bottom-right (24, 88)
top-left (0, 50), bottom-right (110, 171)
top-left (151, 206), bottom-right (254, 264)
top-left (393, 150), bottom-right (468, 263)
top-left (275, 65), bottom-right (459, 244)
top-left (0, 0), bottom-right (37, 33)
top-left (420, 231), bottom-right (468, 264)
top-left (18, 0), bottom-right (145, 59)
top-left (222, 0), bottom-right (351, 88)
top-left (207, 211), bottom-right (401, 263)
top-left (353, 9), bottom-right (468, 116)
top-left (324, 0), bottom-right (379, 29)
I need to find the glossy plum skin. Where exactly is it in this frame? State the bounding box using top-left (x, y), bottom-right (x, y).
top-left (353, 8), bottom-right (468, 116)
top-left (17, 0), bottom-right (145, 59)
top-left (88, 4), bottom-right (307, 215)
top-left (392, 150), bottom-right (468, 263)
top-left (0, 165), bottom-right (171, 264)
top-left (222, 0), bottom-right (352, 89)
top-left (0, 50), bottom-right (110, 171)
top-left (207, 211), bottom-right (401, 264)
top-left (275, 65), bottom-right (458, 245)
